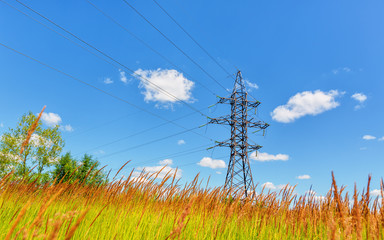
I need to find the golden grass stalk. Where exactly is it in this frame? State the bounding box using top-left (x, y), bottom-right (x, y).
top-left (64, 208), bottom-right (89, 240)
top-left (4, 201), bottom-right (30, 240)
top-left (20, 105), bottom-right (46, 155)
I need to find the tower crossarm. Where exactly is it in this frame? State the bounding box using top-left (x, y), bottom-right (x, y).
top-left (209, 117), bottom-right (269, 129)
top-left (216, 97), bottom-right (261, 109)
top-left (248, 121), bottom-right (269, 129)
top-left (247, 101), bottom-right (261, 108)
top-left (248, 144), bottom-right (263, 151)
top-left (208, 116), bottom-right (234, 125)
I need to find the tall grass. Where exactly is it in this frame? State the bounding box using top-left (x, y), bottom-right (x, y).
top-left (0, 169), bottom-right (383, 239)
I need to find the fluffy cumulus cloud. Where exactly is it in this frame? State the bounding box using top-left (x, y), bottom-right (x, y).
top-left (104, 77), bottom-right (113, 84)
top-left (351, 93), bottom-right (367, 103)
top-left (0, 123), bottom-right (3, 128)
top-left (296, 174), bottom-right (311, 180)
top-left (262, 182), bottom-right (293, 191)
top-left (250, 152), bottom-right (289, 162)
top-left (41, 112), bottom-right (73, 132)
top-left (351, 93), bottom-right (367, 110)
top-left (262, 182), bottom-right (277, 190)
top-left (41, 112), bottom-right (62, 127)
top-left (134, 68), bottom-right (195, 107)
top-left (363, 135), bottom-right (376, 140)
top-left (245, 80), bottom-right (259, 90)
top-left (119, 69), bottom-right (128, 83)
top-left (159, 159), bottom-right (173, 166)
top-left (60, 124), bottom-right (74, 132)
top-left (379, 137), bottom-right (384, 141)
top-left (370, 189), bottom-right (382, 197)
top-left (135, 165), bottom-right (182, 179)
top-left (177, 139), bottom-right (186, 145)
top-left (197, 157), bottom-right (226, 169)
top-left (271, 90), bottom-right (342, 123)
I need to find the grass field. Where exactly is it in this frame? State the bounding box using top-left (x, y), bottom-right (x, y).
top-left (0, 169), bottom-right (383, 240)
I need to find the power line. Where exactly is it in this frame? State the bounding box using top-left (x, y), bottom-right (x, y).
top-left (68, 111), bottom-right (141, 139)
top-left (0, 42), bottom-right (213, 143)
top-left (1, 0), bottom-right (217, 147)
top-left (120, 0), bottom-right (230, 94)
top-left (0, 0), bottom-right (121, 69)
top-left (85, 0), bottom-right (217, 96)
top-left (73, 108), bottom-right (206, 157)
top-left (12, 0), bottom-right (209, 118)
top-left (98, 125), bottom-right (202, 160)
top-left (151, 0), bottom-right (268, 108)
top-left (135, 143), bottom-right (212, 165)
top-left (152, 0), bottom-right (234, 80)
top-left (108, 143), bottom-right (212, 171)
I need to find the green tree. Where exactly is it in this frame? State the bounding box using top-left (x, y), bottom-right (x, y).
top-left (0, 111), bottom-right (64, 177)
top-left (52, 152), bottom-right (77, 183)
top-left (76, 154), bottom-right (106, 185)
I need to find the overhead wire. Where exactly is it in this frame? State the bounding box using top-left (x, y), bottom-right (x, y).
top-left (3, 0), bottom-right (264, 164)
top-left (1, 0), bottom-right (221, 155)
top-left (0, 42), bottom-right (214, 146)
top-left (152, 0), bottom-right (234, 80)
top-left (120, 0), bottom-right (231, 94)
top-left (85, 0), bottom-right (217, 96)
top-left (151, 0), bottom-right (267, 107)
top-left (73, 108), bottom-right (206, 157)
top-left (12, 0), bottom-right (212, 118)
top-left (68, 111), bottom-right (141, 139)
top-left (106, 143), bottom-right (213, 171)
top-left (97, 125), bottom-right (202, 160)
top-left (8, 0), bottom-right (234, 136)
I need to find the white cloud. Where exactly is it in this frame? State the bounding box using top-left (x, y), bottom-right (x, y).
top-left (104, 77), bottom-right (113, 84)
top-left (134, 68), bottom-right (195, 107)
top-left (41, 112), bottom-right (62, 127)
top-left (250, 152), bottom-right (289, 162)
top-left (159, 159), bottom-right (173, 165)
top-left (262, 182), bottom-right (293, 191)
top-left (371, 189), bottom-right (382, 197)
top-left (332, 67), bottom-right (351, 75)
top-left (197, 157), bottom-right (226, 169)
top-left (379, 137), bottom-right (384, 141)
top-left (296, 174), bottom-right (311, 180)
top-left (216, 171), bottom-right (222, 175)
top-left (363, 135), bottom-right (376, 140)
top-left (262, 182), bottom-right (276, 190)
top-left (271, 90), bottom-right (342, 123)
top-left (351, 93), bottom-right (367, 103)
top-left (136, 165), bottom-right (182, 179)
top-left (245, 80), bottom-right (259, 90)
top-left (0, 123), bottom-right (3, 128)
top-left (177, 139), bottom-right (186, 145)
top-left (351, 93), bottom-right (367, 110)
top-left (119, 70), bottom-right (128, 83)
top-left (60, 124), bottom-right (74, 132)
top-left (40, 112), bottom-right (73, 132)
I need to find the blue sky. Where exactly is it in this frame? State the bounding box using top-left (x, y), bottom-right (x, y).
top-left (1, 0), bottom-right (384, 198)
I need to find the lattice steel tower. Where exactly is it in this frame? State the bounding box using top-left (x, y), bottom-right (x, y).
top-left (209, 71), bottom-right (269, 197)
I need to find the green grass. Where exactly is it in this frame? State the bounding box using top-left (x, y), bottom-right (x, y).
top-left (0, 171), bottom-right (383, 239)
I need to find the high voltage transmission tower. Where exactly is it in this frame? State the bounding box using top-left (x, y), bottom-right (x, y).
top-left (209, 71), bottom-right (269, 197)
